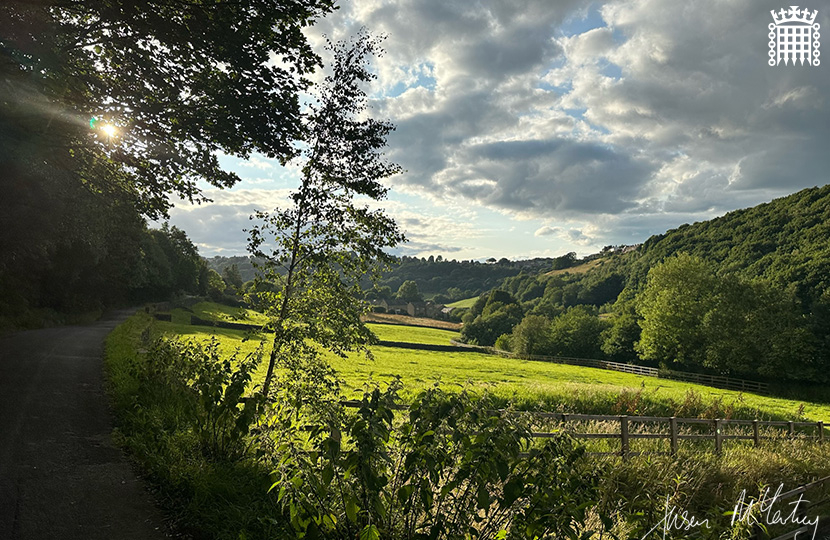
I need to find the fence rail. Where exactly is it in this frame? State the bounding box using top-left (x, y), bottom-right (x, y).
top-left (341, 400), bottom-right (826, 460)
top-left (449, 340), bottom-right (770, 395)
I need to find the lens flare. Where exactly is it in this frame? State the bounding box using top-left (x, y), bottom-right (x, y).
top-left (101, 124), bottom-right (117, 137)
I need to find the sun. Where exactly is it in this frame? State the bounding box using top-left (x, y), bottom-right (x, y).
top-left (101, 124), bottom-right (117, 137)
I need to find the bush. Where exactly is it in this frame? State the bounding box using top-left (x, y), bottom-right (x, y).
top-left (264, 380), bottom-right (604, 540)
top-left (140, 337), bottom-right (264, 461)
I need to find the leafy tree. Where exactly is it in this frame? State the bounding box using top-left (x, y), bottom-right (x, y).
top-left (248, 34), bottom-right (404, 398)
top-left (510, 314), bottom-right (552, 356)
top-left (601, 311), bottom-right (641, 363)
top-left (1, 0), bottom-right (335, 219)
top-left (205, 270), bottom-right (226, 302)
top-left (635, 254), bottom-right (718, 369)
top-left (395, 280), bottom-right (423, 303)
top-left (1, 0), bottom-right (335, 321)
top-left (552, 252), bottom-right (577, 270)
top-left (547, 306), bottom-right (609, 359)
top-left (222, 264), bottom-right (244, 291)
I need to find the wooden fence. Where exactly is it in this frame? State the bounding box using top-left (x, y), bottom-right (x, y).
top-left (751, 475), bottom-right (830, 540)
top-left (449, 340), bottom-right (770, 395)
top-left (524, 412), bottom-right (826, 460)
top-left (341, 401), bottom-right (827, 461)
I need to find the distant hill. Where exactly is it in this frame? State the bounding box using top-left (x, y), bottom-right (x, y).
top-left (205, 256), bottom-right (258, 283)
top-left (468, 185), bottom-right (830, 385)
top-left (205, 254), bottom-right (560, 302)
top-left (617, 185), bottom-right (830, 304)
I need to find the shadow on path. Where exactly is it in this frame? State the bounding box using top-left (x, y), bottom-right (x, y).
top-left (0, 309), bottom-right (170, 539)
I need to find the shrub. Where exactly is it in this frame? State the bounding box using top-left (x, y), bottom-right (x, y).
top-left (140, 337), bottom-right (264, 461)
top-left (261, 376), bottom-right (605, 539)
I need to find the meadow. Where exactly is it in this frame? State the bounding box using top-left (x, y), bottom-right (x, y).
top-left (152, 303), bottom-right (830, 422)
top-left (107, 309), bottom-right (830, 539)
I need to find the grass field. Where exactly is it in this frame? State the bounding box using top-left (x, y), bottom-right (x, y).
top-left (368, 323), bottom-right (459, 344)
top-left (446, 297), bottom-right (478, 309)
top-left (168, 301), bottom-right (268, 326)
top-left (544, 258), bottom-right (604, 276)
top-left (363, 311), bottom-right (461, 330)
top-left (148, 314), bottom-right (830, 423)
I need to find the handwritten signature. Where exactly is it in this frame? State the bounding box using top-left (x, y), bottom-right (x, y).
top-left (640, 485), bottom-right (820, 540)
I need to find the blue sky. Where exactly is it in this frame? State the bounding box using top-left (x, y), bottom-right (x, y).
top-left (165, 0), bottom-right (830, 260)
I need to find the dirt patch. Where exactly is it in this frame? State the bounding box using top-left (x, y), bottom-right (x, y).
top-left (363, 312), bottom-right (462, 331)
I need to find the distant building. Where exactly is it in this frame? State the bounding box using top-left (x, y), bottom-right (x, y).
top-left (369, 299), bottom-right (389, 312)
top-left (386, 302), bottom-right (409, 315)
top-left (406, 301), bottom-right (427, 317)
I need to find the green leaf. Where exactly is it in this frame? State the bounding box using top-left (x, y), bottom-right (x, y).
top-left (322, 465), bottom-right (334, 486)
top-left (503, 477), bottom-right (524, 507)
top-left (397, 484), bottom-right (415, 505)
top-left (346, 496), bottom-right (359, 524)
top-left (477, 486), bottom-right (490, 510)
top-left (359, 524), bottom-right (380, 540)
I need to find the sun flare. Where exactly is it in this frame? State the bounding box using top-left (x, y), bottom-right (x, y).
top-left (101, 124), bottom-right (117, 137)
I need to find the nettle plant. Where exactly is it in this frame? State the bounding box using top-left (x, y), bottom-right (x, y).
top-left (261, 368), bottom-right (604, 540)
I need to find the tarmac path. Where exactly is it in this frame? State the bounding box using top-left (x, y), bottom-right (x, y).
top-left (0, 309), bottom-right (169, 539)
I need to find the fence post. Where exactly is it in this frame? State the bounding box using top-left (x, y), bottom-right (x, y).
top-left (753, 420), bottom-right (760, 447)
top-left (714, 419), bottom-right (723, 453)
top-left (819, 422), bottom-right (824, 443)
top-left (620, 416), bottom-right (629, 460)
top-left (670, 417), bottom-right (678, 456)
top-left (788, 421), bottom-right (795, 439)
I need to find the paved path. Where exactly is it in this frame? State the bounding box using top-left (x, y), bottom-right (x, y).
top-left (0, 310), bottom-right (170, 539)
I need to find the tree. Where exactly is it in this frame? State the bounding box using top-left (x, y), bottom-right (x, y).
top-left (222, 264), bottom-right (244, 291)
top-left (635, 254), bottom-right (718, 369)
top-left (248, 33), bottom-right (404, 398)
top-left (1, 0), bottom-right (335, 219)
top-left (0, 0), bottom-right (334, 320)
top-left (396, 280), bottom-right (423, 303)
top-left (547, 306), bottom-right (609, 359)
top-left (205, 270), bottom-right (226, 302)
top-left (552, 252), bottom-right (577, 270)
top-left (511, 315), bottom-right (552, 356)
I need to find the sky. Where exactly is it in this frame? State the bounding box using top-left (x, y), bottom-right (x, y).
top-left (165, 0), bottom-right (830, 260)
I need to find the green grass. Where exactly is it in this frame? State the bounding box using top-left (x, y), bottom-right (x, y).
top-left (169, 301), bottom-right (269, 326)
top-left (446, 297), bottom-right (478, 309)
top-left (149, 317), bottom-right (830, 423)
top-left (367, 322), bottom-right (459, 344)
top-left (108, 311), bottom-right (830, 538)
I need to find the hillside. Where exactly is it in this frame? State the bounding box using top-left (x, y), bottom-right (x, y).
top-left (205, 254), bottom-right (559, 302)
top-left (467, 186), bottom-right (830, 388)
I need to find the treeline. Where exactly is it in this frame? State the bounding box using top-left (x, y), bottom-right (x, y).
top-left (206, 254), bottom-right (561, 302)
top-left (460, 186), bottom-right (830, 384)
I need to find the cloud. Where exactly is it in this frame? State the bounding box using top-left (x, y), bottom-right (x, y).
top-left (238, 157), bottom-right (274, 170)
top-left (166, 189), bottom-right (483, 257)
top-left (299, 0), bottom-right (830, 252)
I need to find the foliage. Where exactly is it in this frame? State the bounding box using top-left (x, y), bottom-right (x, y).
top-left (546, 306), bottom-right (610, 359)
top-left (247, 33), bottom-right (404, 397)
top-left (636, 254), bottom-right (817, 379)
top-left (1, 0), bottom-right (334, 218)
top-left (395, 280), bottom-right (424, 303)
top-left (141, 337), bottom-right (264, 461)
top-left (222, 264), bottom-right (244, 291)
top-left (264, 378), bottom-right (603, 540)
top-left (1, 0), bottom-right (333, 323)
top-left (461, 290), bottom-right (523, 346)
top-left (551, 251), bottom-right (578, 270)
top-left (509, 314), bottom-right (551, 356)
